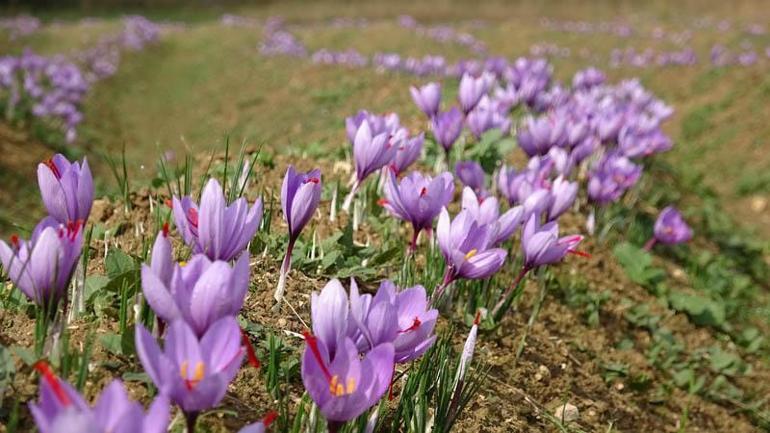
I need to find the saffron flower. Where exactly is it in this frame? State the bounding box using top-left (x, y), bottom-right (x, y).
top-left (409, 82), bottom-right (441, 118)
top-left (461, 187), bottom-right (522, 246)
top-left (381, 170), bottom-right (454, 252)
top-left (390, 131), bottom-right (424, 175)
top-left (37, 154), bottom-right (94, 224)
top-left (458, 73), bottom-right (488, 114)
top-left (0, 218), bottom-right (83, 310)
top-left (342, 120), bottom-right (398, 212)
top-left (455, 160), bottom-right (487, 196)
top-left (645, 206), bottom-right (692, 250)
top-left (517, 114), bottom-right (567, 157)
top-left (30, 363), bottom-right (169, 433)
top-left (372, 280), bottom-right (438, 363)
top-left (141, 229), bottom-right (250, 337)
top-left (173, 178), bottom-right (263, 261)
top-left (587, 154), bottom-right (642, 205)
top-left (434, 207), bottom-right (507, 300)
top-left (431, 107), bottom-right (464, 158)
top-left (302, 332), bottom-right (394, 427)
top-left (135, 317), bottom-right (245, 429)
top-left (276, 166), bottom-right (322, 302)
top-left (521, 214), bottom-right (583, 268)
top-left (311, 278), bottom-right (437, 364)
top-left (547, 176), bottom-right (578, 221)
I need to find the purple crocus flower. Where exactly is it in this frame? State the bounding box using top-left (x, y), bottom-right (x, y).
top-left (646, 206), bottom-right (692, 249)
top-left (135, 317), bottom-right (245, 422)
top-left (461, 187), bottom-right (522, 246)
top-left (517, 114), bottom-right (567, 157)
top-left (521, 214), bottom-right (584, 269)
top-left (410, 82), bottom-right (441, 118)
top-left (0, 218), bottom-right (83, 309)
top-left (142, 229), bottom-right (250, 337)
top-left (30, 363), bottom-right (169, 433)
top-left (351, 280), bottom-right (438, 363)
top-left (572, 67), bottom-right (606, 90)
top-left (434, 207), bottom-right (507, 300)
top-left (276, 166), bottom-right (322, 302)
top-left (455, 160), bottom-right (486, 195)
top-left (343, 120), bottom-right (398, 212)
top-left (458, 73), bottom-right (488, 113)
top-left (466, 102), bottom-right (495, 139)
top-left (431, 107), bottom-right (464, 157)
top-left (381, 170), bottom-right (454, 251)
top-left (390, 131), bottom-right (424, 175)
top-left (587, 154), bottom-right (642, 205)
top-left (547, 176), bottom-right (578, 221)
top-left (302, 332), bottom-right (394, 425)
top-left (173, 178), bottom-right (263, 261)
top-left (37, 154), bottom-right (94, 224)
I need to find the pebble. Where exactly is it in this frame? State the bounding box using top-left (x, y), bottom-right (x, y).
top-left (750, 196), bottom-right (767, 212)
top-left (534, 365), bottom-right (551, 382)
top-left (553, 403), bottom-right (579, 423)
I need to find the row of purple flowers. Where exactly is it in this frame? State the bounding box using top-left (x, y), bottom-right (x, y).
top-left (0, 16), bottom-right (161, 143)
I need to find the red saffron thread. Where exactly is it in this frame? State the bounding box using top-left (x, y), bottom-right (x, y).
top-left (33, 361), bottom-right (71, 406)
top-left (240, 328), bottom-right (261, 369)
top-left (303, 331), bottom-right (333, 383)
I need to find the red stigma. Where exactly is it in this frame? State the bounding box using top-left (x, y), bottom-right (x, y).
top-left (262, 411), bottom-right (278, 427)
top-left (165, 199), bottom-right (173, 209)
top-left (377, 198), bottom-right (389, 207)
top-left (474, 310), bottom-right (481, 325)
top-left (419, 187), bottom-right (428, 197)
top-left (303, 331), bottom-right (333, 383)
top-left (162, 222), bottom-right (169, 237)
top-left (568, 249), bottom-right (592, 258)
top-left (33, 361), bottom-right (71, 407)
top-left (306, 177), bottom-right (320, 184)
top-left (187, 208), bottom-right (199, 228)
top-left (64, 220), bottom-right (82, 241)
top-left (44, 159), bottom-right (61, 179)
top-left (399, 317), bottom-right (422, 334)
top-left (240, 328), bottom-right (261, 370)
top-left (10, 234), bottom-right (19, 248)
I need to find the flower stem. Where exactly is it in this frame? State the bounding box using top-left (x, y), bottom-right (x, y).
top-left (327, 420), bottom-right (344, 433)
top-left (407, 227), bottom-right (421, 254)
top-left (185, 411), bottom-right (199, 433)
top-left (341, 180), bottom-right (360, 214)
top-left (274, 239), bottom-right (295, 303)
top-left (643, 237), bottom-right (656, 251)
top-left (430, 266), bottom-right (454, 305)
top-left (491, 265), bottom-right (531, 321)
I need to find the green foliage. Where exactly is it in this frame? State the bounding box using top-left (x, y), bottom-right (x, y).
top-left (613, 242), bottom-right (665, 288)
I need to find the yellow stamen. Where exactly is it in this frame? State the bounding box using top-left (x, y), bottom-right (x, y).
top-left (180, 361), bottom-right (189, 379)
top-left (193, 362), bottom-right (205, 381)
top-left (329, 375), bottom-right (357, 396)
top-left (346, 378), bottom-right (356, 394)
top-left (464, 249), bottom-right (478, 260)
top-left (179, 261), bottom-right (187, 267)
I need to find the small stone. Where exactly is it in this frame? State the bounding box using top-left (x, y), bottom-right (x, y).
top-left (615, 382), bottom-right (625, 391)
top-left (277, 318), bottom-right (287, 327)
top-left (553, 403), bottom-right (579, 423)
top-left (535, 365), bottom-right (550, 382)
top-left (751, 196), bottom-right (767, 213)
